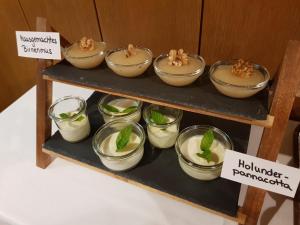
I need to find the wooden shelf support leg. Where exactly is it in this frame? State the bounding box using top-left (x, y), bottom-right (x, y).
top-left (241, 40), bottom-right (300, 225)
top-left (36, 17), bottom-right (54, 168)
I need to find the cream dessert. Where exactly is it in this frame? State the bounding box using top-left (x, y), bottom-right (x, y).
top-left (57, 113), bottom-right (90, 142)
top-left (99, 131), bottom-right (143, 171)
top-left (63, 37), bottom-right (106, 69)
top-left (210, 59), bottom-right (270, 98)
top-left (98, 95), bottom-right (142, 123)
top-left (175, 126), bottom-right (233, 180)
top-left (143, 105), bottom-right (182, 149)
top-left (93, 121), bottom-right (145, 171)
top-left (105, 44), bottom-right (152, 77)
top-left (49, 96), bottom-right (90, 143)
top-left (147, 116), bottom-right (179, 149)
top-left (154, 49), bottom-right (205, 86)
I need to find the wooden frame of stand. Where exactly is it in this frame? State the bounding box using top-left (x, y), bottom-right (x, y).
top-left (35, 17), bottom-right (300, 225)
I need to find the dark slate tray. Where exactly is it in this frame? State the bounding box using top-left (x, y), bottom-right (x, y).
top-left (44, 92), bottom-right (251, 217)
top-left (43, 60), bottom-right (269, 120)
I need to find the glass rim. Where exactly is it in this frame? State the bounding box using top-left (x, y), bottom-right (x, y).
top-left (153, 53), bottom-right (206, 77)
top-left (92, 120), bottom-right (146, 160)
top-left (98, 95), bottom-right (143, 118)
top-left (143, 104), bottom-right (183, 128)
top-left (175, 125), bottom-right (234, 169)
top-left (63, 41), bottom-right (107, 59)
top-left (48, 96), bottom-right (87, 122)
top-left (209, 60), bottom-right (270, 89)
top-left (105, 47), bottom-right (153, 67)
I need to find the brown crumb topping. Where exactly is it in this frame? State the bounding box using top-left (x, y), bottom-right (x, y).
top-left (79, 37), bottom-right (95, 51)
top-left (168, 49), bottom-right (189, 66)
top-left (232, 59), bottom-right (254, 78)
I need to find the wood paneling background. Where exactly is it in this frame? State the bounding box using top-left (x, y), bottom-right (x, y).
top-left (200, 0), bottom-right (300, 77)
top-left (1, 0), bottom-right (300, 112)
top-left (0, 0), bottom-right (35, 112)
top-left (95, 0), bottom-right (202, 55)
top-left (19, 0), bottom-right (102, 42)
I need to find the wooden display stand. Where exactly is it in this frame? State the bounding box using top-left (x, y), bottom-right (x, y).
top-left (35, 17), bottom-right (300, 225)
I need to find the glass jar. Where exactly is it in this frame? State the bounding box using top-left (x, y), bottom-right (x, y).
top-left (93, 120), bottom-right (145, 171)
top-left (48, 96), bottom-right (90, 142)
top-left (175, 125), bottom-right (233, 180)
top-left (98, 95), bottom-right (142, 123)
top-left (143, 104), bottom-right (182, 149)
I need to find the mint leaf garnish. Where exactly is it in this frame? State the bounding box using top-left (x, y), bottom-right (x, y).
top-left (122, 106), bottom-right (138, 114)
top-left (59, 113), bottom-right (70, 119)
top-left (150, 110), bottom-right (168, 125)
top-left (197, 129), bottom-right (214, 162)
top-left (74, 115), bottom-right (85, 122)
top-left (116, 125), bottom-right (132, 151)
top-left (103, 104), bottom-right (120, 113)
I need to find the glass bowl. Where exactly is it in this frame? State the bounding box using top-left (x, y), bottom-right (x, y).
top-left (175, 125), bottom-right (233, 180)
top-left (98, 95), bottom-right (142, 123)
top-left (48, 96), bottom-right (90, 142)
top-left (105, 47), bottom-right (153, 77)
top-left (209, 60), bottom-right (270, 98)
top-left (92, 120), bottom-right (145, 171)
top-left (143, 104), bottom-right (182, 149)
top-left (153, 54), bottom-right (205, 86)
top-left (63, 41), bottom-right (107, 69)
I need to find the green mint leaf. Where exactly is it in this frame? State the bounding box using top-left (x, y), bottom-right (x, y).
top-left (59, 112), bottom-right (71, 119)
top-left (74, 115), bottom-right (85, 122)
top-left (200, 129), bottom-right (214, 151)
top-left (103, 104), bottom-right (120, 113)
top-left (116, 125), bottom-right (132, 151)
top-left (150, 110), bottom-right (168, 125)
top-left (196, 152), bottom-right (212, 163)
top-left (197, 129), bottom-right (214, 162)
top-left (122, 106), bottom-right (138, 114)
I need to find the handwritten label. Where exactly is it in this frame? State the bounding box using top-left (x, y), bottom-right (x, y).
top-left (16, 31), bottom-right (61, 59)
top-left (221, 150), bottom-right (300, 197)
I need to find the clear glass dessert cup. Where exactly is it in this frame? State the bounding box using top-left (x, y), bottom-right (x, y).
top-left (92, 120), bottom-right (146, 171)
top-left (98, 95), bottom-right (142, 123)
top-left (48, 96), bottom-right (90, 142)
top-left (209, 60), bottom-right (270, 98)
top-left (105, 47), bottom-right (153, 77)
top-left (63, 41), bottom-right (107, 69)
top-left (175, 125), bottom-right (233, 180)
top-left (153, 54), bottom-right (205, 86)
top-left (143, 104), bottom-right (183, 149)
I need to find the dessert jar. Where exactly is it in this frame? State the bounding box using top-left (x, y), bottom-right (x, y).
top-left (93, 120), bottom-right (145, 171)
top-left (63, 37), bottom-right (107, 69)
top-left (175, 125), bottom-right (233, 180)
top-left (48, 96), bottom-right (90, 142)
top-left (105, 44), bottom-right (153, 77)
top-left (143, 104), bottom-right (183, 149)
top-left (154, 49), bottom-right (205, 86)
top-left (209, 59), bottom-right (270, 98)
top-left (98, 95), bottom-right (142, 123)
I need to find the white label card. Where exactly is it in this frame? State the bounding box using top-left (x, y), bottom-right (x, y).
top-left (221, 150), bottom-right (300, 197)
top-left (16, 31), bottom-right (61, 60)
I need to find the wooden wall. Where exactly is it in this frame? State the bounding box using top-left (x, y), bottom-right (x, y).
top-left (1, 0), bottom-right (300, 112)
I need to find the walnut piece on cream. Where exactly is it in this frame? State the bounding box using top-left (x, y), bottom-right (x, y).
top-left (125, 44), bottom-right (137, 57)
top-left (168, 49), bottom-right (189, 67)
top-left (232, 59), bottom-right (254, 78)
top-left (79, 37), bottom-right (95, 51)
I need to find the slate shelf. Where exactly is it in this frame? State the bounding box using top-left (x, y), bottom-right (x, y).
top-left (42, 60), bottom-right (273, 128)
top-left (43, 92), bottom-right (251, 223)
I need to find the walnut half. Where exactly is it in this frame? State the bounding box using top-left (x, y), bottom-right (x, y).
top-left (125, 44), bottom-right (137, 57)
top-left (79, 37), bottom-right (95, 51)
top-left (168, 49), bottom-right (188, 67)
